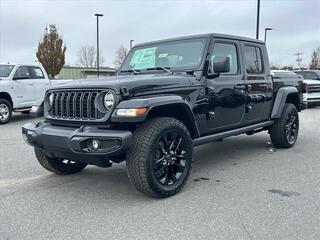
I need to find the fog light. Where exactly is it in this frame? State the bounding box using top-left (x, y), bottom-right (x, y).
top-left (92, 139), bottom-right (100, 150)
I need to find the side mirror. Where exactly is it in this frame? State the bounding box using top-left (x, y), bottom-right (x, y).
top-left (207, 57), bottom-right (230, 79)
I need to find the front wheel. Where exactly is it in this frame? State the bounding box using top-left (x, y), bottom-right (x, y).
top-left (270, 103), bottom-right (299, 148)
top-left (0, 98), bottom-right (12, 124)
top-left (126, 117), bottom-right (193, 198)
top-left (34, 148), bottom-right (87, 174)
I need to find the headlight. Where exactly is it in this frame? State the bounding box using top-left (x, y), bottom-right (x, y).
top-left (103, 90), bottom-right (115, 110)
top-left (48, 92), bottom-right (54, 107)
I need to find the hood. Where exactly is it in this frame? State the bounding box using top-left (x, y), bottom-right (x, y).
top-left (303, 79), bottom-right (320, 85)
top-left (52, 73), bottom-right (193, 95)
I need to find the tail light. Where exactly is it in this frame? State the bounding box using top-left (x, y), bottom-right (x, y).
top-left (301, 82), bottom-right (308, 93)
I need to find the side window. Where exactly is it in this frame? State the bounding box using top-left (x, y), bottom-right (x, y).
top-left (13, 66), bottom-right (30, 79)
top-left (244, 46), bottom-right (263, 74)
top-left (210, 42), bottom-right (238, 75)
top-left (304, 72), bottom-right (317, 80)
top-left (29, 67), bottom-right (45, 79)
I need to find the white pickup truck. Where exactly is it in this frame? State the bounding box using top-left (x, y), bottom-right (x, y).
top-left (0, 63), bottom-right (70, 124)
top-left (294, 70), bottom-right (320, 107)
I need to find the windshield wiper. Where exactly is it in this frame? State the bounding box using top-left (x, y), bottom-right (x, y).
top-left (146, 67), bottom-right (172, 74)
top-left (120, 69), bottom-right (140, 74)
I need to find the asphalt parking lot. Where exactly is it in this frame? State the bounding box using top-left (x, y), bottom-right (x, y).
top-left (1, 109), bottom-right (320, 240)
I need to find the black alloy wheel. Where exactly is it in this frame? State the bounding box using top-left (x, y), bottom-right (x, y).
top-left (152, 130), bottom-right (187, 186)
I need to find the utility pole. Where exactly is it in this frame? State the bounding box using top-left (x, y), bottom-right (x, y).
top-left (295, 52), bottom-right (303, 69)
top-left (256, 0), bottom-right (261, 40)
top-left (94, 13), bottom-right (103, 77)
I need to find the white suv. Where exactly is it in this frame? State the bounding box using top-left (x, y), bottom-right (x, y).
top-left (0, 63), bottom-right (69, 124)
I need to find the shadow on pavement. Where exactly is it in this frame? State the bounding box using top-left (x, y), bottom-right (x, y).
top-left (4, 113), bottom-right (43, 125)
top-left (10, 133), bottom-right (271, 201)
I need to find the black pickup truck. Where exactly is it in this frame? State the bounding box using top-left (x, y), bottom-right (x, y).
top-left (22, 33), bottom-right (304, 198)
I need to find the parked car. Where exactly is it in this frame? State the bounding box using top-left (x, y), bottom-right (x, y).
top-left (294, 70), bottom-right (320, 80)
top-left (23, 33), bottom-right (304, 198)
top-left (0, 63), bottom-right (71, 123)
top-left (294, 70), bottom-right (320, 107)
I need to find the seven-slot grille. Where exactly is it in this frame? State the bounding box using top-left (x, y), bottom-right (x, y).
top-left (308, 84), bottom-right (320, 93)
top-left (48, 90), bottom-right (101, 120)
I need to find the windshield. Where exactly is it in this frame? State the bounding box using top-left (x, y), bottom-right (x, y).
top-left (120, 38), bottom-right (207, 72)
top-left (0, 65), bottom-right (15, 78)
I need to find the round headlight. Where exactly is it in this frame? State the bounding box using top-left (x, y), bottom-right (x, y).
top-left (48, 93), bottom-right (54, 107)
top-left (104, 91), bottom-right (115, 110)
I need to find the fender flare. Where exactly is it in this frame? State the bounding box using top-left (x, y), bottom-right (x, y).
top-left (271, 86), bottom-right (299, 119)
top-left (0, 92), bottom-right (13, 106)
top-left (111, 95), bottom-right (200, 137)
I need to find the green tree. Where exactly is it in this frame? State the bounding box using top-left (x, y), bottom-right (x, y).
top-left (36, 25), bottom-right (66, 78)
top-left (281, 66), bottom-right (294, 71)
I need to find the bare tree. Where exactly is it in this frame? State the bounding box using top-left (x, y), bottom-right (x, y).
top-left (309, 47), bottom-right (320, 70)
top-left (114, 46), bottom-right (128, 68)
top-left (36, 25), bottom-right (66, 78)
top-left (77, 45), bottom-right (105, 68)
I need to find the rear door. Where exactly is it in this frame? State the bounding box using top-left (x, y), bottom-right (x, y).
top-left (11, 66), bottom-right (35, 108)
top-left (28, 66), bottom-right (50, 105)
top-left (205, 39), bottom-right (246, 133)
top-left (241, 43), bottom-right (273, 123)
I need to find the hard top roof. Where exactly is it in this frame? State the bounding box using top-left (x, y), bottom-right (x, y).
top-left (134, 33), bottom-right (265, 47)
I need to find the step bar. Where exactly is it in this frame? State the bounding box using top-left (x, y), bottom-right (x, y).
top-left (193, 120), bottom-right (274, 147)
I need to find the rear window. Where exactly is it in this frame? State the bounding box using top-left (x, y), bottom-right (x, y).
top-left (29, 66), bottom-right (45, 79)
top-left (244, 46), bottom-right (263, 74)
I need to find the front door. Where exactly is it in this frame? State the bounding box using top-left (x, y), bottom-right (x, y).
top-left (205, 39), bottom-right (246, 133)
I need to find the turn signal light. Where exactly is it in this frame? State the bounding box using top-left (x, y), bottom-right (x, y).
top-left (116, 108), bottom-right (147, 117)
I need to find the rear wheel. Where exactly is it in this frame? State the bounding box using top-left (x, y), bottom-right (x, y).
top-left (270, 103), bottom-right (299, 148)
top-left (34, 148), bottom-right (87, 174)
top-left (126, 117), bottom-right (193, 198)
top-left (0, 98), bottom-right (12, 124)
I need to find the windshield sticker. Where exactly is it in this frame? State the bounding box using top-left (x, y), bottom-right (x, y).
top-left (129, 47), bottom-right (157, 69)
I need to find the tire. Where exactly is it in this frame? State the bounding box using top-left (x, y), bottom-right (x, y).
top-left (34, 148), bottom-right (87, 174)
top-left (270, 103), bottom-right (299, 148)
top-left (0, 98), bottom-right (12, 124)
top-left (126, 117), bottom-right (193, 198)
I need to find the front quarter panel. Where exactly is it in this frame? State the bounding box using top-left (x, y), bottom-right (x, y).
top-left (111, 95), bottom-right (194, 123)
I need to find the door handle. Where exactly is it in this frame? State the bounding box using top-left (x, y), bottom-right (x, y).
top-left (28, 83), bottom-right (33, 86)
top-left (234, 84), bottom-right (246, 90)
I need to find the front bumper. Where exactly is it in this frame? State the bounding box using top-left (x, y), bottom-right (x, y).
top-left (22, 122), bottom-right (132, 166)
top-left (303, 92), bottom-right (320, 106)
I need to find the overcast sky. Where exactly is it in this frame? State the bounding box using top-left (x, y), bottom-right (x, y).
top-left (0, 0), bottom-right (319, 68)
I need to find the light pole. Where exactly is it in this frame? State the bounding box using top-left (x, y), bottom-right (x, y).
top-left (130, 40), bottom-right (134, 49)
top-left (256, 0), bottom-right (260, 39)
top-left (264, 28), bottom-right (273, 42)
top-left (94, 13), bottom-right (103, 77)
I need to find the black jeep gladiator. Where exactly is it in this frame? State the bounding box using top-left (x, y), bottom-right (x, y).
top-left (22, 33), bottom-right (304, 198)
